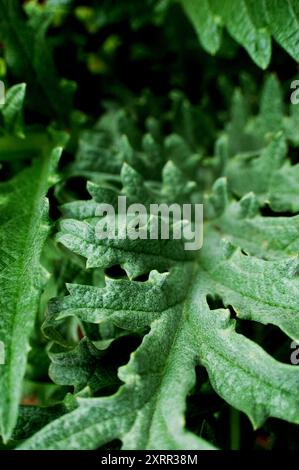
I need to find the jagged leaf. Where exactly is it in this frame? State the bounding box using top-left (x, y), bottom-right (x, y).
top-left (19, 263), bottom-right (299, 449)
top-left (19, 159), bottom-right (299, 449)
top-left (181, 0), bottom-right (299, 67)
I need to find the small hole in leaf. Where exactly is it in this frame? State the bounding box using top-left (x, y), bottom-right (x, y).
top-left (105, 265), bottom-right (128, 279)
top-left (206, 294), bottom-right (225, 310)
top-left (287, 146), bottom-right (299, 166)
top-left (260, 204), bottom-right (294, 218)
top-left (241, 249), bottom-right (248, 256)
top-left (207, 296), bottom-right (238, 319)
top-left (134, 272), bottom-right (150, 282)
top-left (235, 318), bottom-right (293, 364)
top-left (63, 177), bottom-right (91, 200)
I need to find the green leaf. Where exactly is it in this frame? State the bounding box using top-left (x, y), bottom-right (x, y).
top-left (180, 0), bottom-right (299, 68)
top-left (227, 133), bottom-right (283, 199)
top-left (16, 65), bottom-right (299, 449)
top-left (0, 83), bottom-right (26, 138)
top-left (0, 0), bottom-right (74, 121)
top-left (265, 0), bottom-right (299, 63)
top-left (19, 267), bottom-right (216, 450)
top-left (182, 0), bottom-right (222, 55)
top-left (226, 131), bottom-right (299, 213)
top-left (48, 338), bottom-right (120, 394)
top-left (220, 0), bottom-right (271, 69)
top-left (225, 74), bottom-right (299, 153)
top-left (269, 163), bottom-right (299, 213)
top-left (0, 146), bottom-right (61, 441)
top-left (198, 230), bottom-right (299, 340)
top-left (212, 193), bottom-right (299, 258)
top-left (12, 404), bottom-right (65, 441)
top-left (192, 294), bottom-right (299, 429)
top-left (19, 262), bottom-right (299, 449)
top-left (255, 74), bottom-right (283, 135)
top-left (19, 166), bottom-right (299, 448)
